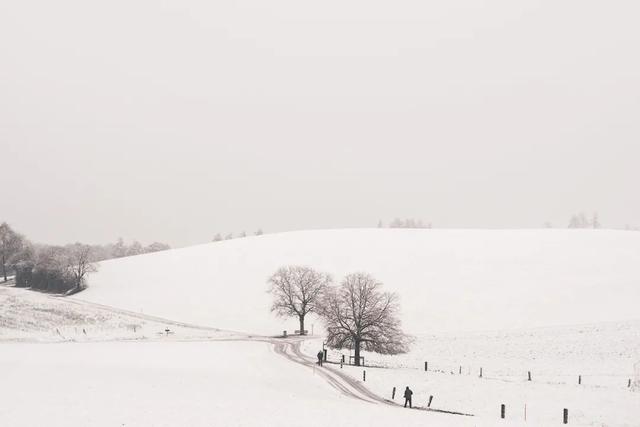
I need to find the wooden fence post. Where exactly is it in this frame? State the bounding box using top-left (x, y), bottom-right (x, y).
top-left (363, 370), bottom-right (366, 382)
top-left (528, 371), bottom-right (532, 381)
top-left (500, 404), bottom-right (506, 419)
top-left (480, 367), bottom-right (483, 378)
top-left (428, 395), bottom-right (433, 408)
top-left (425, 361), bottom-right (428, 371)
top-left (459, 366), bottom-right (462, 374)
top-left (563, 408), bottom-right (568, 424)
top-left (578, 375), bottom-right (581, 385)
top-left (392, 387), bottom-right (396, 400)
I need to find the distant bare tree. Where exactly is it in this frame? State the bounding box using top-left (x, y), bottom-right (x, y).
top-left (144, 242), bottom-right (171, 253)
top-left (569, 212), bottom-right (588, 228)
top-left (64, 243), bottom-right (98, 294)
top-left (112, 237), bottom-right (127, 258)
top-left (268, 266), bottom-right (332, 335)
top-left (388, 218), bottom-right (431, 229)
top-left (0, 222), bottom-right (24, 282)
top-left (568, 212), bottom-right (601, 229)
top-left (255, 229), bottom-right (264, 236)
top-left (126, 241), bottom-right (144, 256)
top-left (213, 233), bottom-right (223, 242)
top-left (320, 272), bottom-right (409, 366)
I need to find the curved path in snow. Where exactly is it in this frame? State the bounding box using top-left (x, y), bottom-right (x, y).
top-left (272, 338), bottom-right (390, 405)
top-left (270, 337), bottom-right (474, 417)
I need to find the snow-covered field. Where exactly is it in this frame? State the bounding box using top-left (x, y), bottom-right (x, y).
top-left (0, 286), bottom-right (474, 426)
top-left (2, 229), bottom-right (639, 426)
top-left (301, 320), bottom-right (640, 426)
top-left (81, 229), bottom-right (640, 335)
top-left (1, 340), bottom-right (479, 427)
top-left (0, 285), bottom-right (239, 342)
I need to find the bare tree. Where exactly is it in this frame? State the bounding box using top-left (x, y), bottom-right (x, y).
top-left (388, 218), bottom-right (431, 229)
top-left (64, 243), bottom-right (98, 294)
top-left (569, 212), bottom-right (590, 228)
top-left (144, 242), bottom-right (171, 253)
top-left (268, 266), bottom-right (332, 335)
top-left (320, 272), bottom-right (409, 366)
top-left (0, 222), bottom-right (24, 282)
top-left (126, 240), bottom-right (144, 256)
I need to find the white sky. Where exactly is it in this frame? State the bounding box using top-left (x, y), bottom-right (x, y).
top-left (1, 0), bottom-right (639, 246)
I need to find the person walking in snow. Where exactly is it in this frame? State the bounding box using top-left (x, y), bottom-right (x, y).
top-left (317, 350), bottom-right (324, 366)
top-left (403, 386), bottom-right (413, 408)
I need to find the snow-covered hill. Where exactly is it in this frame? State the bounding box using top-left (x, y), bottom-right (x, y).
top-left (5, 229), bottom-right (640, 427)
top-left (82, 229), bottom-right (640, 336)
top-left (0, 285), bottom-right (238, 342)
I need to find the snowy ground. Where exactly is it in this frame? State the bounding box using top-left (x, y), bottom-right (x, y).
top-left (0, 340), bottom-right (484, 427)
top-left (300, 322), bottom-right (640, 426)
top-left (0, 284), bottom-right (240, 342)
top-left (2, 229), bottom-right (639, 426)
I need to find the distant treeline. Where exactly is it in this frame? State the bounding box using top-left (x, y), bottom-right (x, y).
top-left (89, 238), bottom-right (171, 261)
top-left (212, 229), bottom-right (263, 242)
top-left (378, 218), bottom-right (432, 229)
top-left (0, 222), bottom-right (170, 294)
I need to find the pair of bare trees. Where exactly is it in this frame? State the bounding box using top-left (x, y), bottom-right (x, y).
top-left (268, 266), bottom-right (409, 365)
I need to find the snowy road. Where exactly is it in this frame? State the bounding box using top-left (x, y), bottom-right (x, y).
top-left (272, 338), bottom-right (389, 405)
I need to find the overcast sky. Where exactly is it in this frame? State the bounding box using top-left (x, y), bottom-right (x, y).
top-left (1, 0), bottom-right (639, 247)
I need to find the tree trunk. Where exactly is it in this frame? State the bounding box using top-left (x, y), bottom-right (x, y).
top-left (2, 253), bottom-right (6, 282)
top-left (299, 315), bottom-right (305, 335)
top-left (354, 339), bottom-right (361, 366)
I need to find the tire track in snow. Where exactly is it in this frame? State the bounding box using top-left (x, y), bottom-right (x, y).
top-left (270, 339), bottom-right (383, 405)
top-left (272, 338), bottom-right (474, 417)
